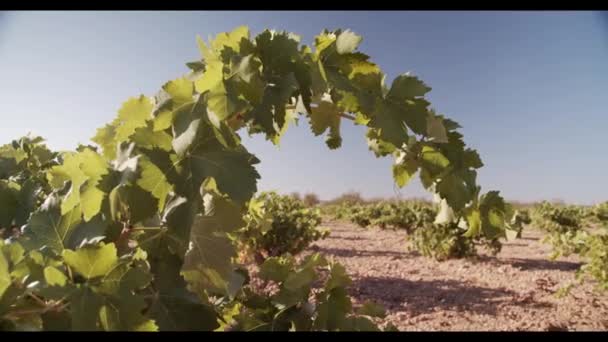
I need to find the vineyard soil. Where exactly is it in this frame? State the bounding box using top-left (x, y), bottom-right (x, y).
top-left (302, 220), bottom-right (608, 331)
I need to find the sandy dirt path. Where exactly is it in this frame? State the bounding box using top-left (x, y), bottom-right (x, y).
top-left (304, 220), bottom-right (608, 331)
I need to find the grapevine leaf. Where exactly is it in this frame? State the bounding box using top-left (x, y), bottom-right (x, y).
top-left (178, 141), bottom-right (260, 204)
top-left (314, 287), bottom-right (352, 331)
top-left (420, 145), bottom-right (450, 180)
top-left (171, 102), bottom-right (200, 156)
top-left (0, 249), bottom-right (9, 298)
top-left (195, 62), bottom-right (244, 124)
top-left (114, 96), bottom-right (154, 143)
top-left (342, 316), bottom-right (381, 331)
top-left (70, 287), bottom-right (103, 331)
top-left (162, 77), bottom-right (194, 106)
top-left (92, 123), bottom-right (118, 160)
top-left (62, 243), bottom-right (118, 280)
top-left (393, 157), bottom-right (419, 188)
top-left (259, 256), bottom-right (294, 283)
top-left (366, 129), bottom-right (396, 157)
top-left (435, 173), bottom-right (470, 212)
top-left (357, 301), bottom-right (386, 318)
top-left (283, 266), bottom-right (316, 292)
top-left (463, 208), bottom-right (482, 238)
top-left (22, 196), bottom-right (82, 252)
top-left (13, 179), bottom-right (38, 226)
top-left (98, 305), bottom-right (120, 331)
top-left (367, 101), bottom-right (409, 148)
top-left (325, 263), bottom-right (351, 290)
top-left (131, 124), bottom-right (173, 152)
top-left (148, 288), bottom-right (219, 331)
top-left (43, 266), bottom-right (67, 287)
top-left (387, 74), bottom-right (431, 101)
top-left (0, 181), bottom-right (18, 228)
top-left (108, 184), bottom-right (157, 224)
top-left (137, 156), bottom-right (173, 213)
top-left (463, 149), bottom-right (483, 169)
top-left (307, 99), bottom-right (342, 149)
top-left (426, 114), bottom-right (449, 143)
top-left (153, 110), bottom-right (174, 132)
top-left (182, 195), bottom-right (245, 295)
top-left (47, 149), bottom-right (109, 221)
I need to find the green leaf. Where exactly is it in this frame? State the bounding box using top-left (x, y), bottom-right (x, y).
top-left (47, 149), bottom-right (109, 221)
top-left (210, 26), bottom-right (250, 55)
top-left (62, 243), bottom-right (118, 280)
top-left (342, 316), bottom-right (381, 331)
top-left (420, 145), bottom-right (450, 178)
top-left (66, 215), bottom-right (107, 250)
top-left (259, 256), bottom-right (294, 283)
top-left (484, 208), bottom-right (505, 239)
top-left (387, 73), bottom-right (431, 101)
top-left (99, 305), bottom-right (120, 331)
top-left (163, 77), bottom-right (194, 106)
top-left (367, 101), bottom-right (409, 148)
top-left (463, 149), bottom-right (483, 169)
top-left (153, 110), bottom-right (174, 132)
top-left (96, 261), bottom-right (151, 297)
top-left (325, 263), bottom-right (351, 290)
top-left (463, 208), bottom-right (481, 238)
top-left (171, 102), bottom-right (200, 156)
top-left (284, 267), bottom-right (316, 292)
top-left (426, 114), bottom-right (449, 143)
top-left (357, 301), bottom-right (386, 318)
top-left (314, 287), bottom-right (352, 331)
top-left (195, 62), bottom-right (244, 124)
top-left (182, 195), bottom-right (245, 295)
top-left (22, 196), bottom-right (82, 252)
top-left (0, 248), bottom-right (10, 298)
top-left (131, 124), bottom-right (173, 152)
top-left (14, 179), bottom-right (38, 226)
top-left (92, 123), bottom-right (118, 160)
top-left (108, 184), bottom-right (158, 224)
top-left (43, 266), bottom-right (67, 287)
top-left (177, 140), bottom-right (260, 203)
top-left (308, 99), bottom-right (342, 149)
top-left (255, 29), bottom-right (301, 74)
top-left (137, 156), bottom-right (173, 212)
top-left (229, 54), bottom-right (259, 83)
top-left (0, 181), bottom-right (18, 228)
top-left (393, 157), bottom-right (418, 188)
top-left (114, 96), bottom-right (154, 143)
top-left (435, 173), bottom-right (471, 212)
top-left (70, 287), bottom-right (103, 331)
top-left (148, 288), bottom-right (219, 331)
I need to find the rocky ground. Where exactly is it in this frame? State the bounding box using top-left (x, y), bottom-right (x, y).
top-left (304, 220), bottom-right (608, 331)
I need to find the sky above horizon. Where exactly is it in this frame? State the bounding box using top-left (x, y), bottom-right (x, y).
top-left (0, 11), bottom-right (606, 204)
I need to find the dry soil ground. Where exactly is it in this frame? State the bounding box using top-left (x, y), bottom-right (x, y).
top-left (303, 220), bottom-right (608, 331)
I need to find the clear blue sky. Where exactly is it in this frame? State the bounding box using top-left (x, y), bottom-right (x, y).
top-left (1, 11), bottom-right (606, 204)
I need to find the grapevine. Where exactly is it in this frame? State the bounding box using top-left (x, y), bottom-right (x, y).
top-left (0, 26), bottom-right (517, 330)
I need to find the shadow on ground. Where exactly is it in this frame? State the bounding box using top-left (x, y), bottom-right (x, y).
top-left (310, 245), bottom-right (417, 259)
top-left (350, 276), bottom-right (553, 317)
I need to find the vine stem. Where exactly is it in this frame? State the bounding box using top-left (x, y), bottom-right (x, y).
top-left (3, 299), bottom-right (67, 320)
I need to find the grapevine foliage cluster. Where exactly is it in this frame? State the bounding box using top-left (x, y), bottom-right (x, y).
top-left (237, 192), bottom-right (328, 263)
top-left (0, 26), bottom-right (516, 331)
top-left (531, 202), bottom-right (608, 293)
top-left (217, 253), bottom-right (395, 331)
top-left (326, 200), bottom-right (512, 260)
